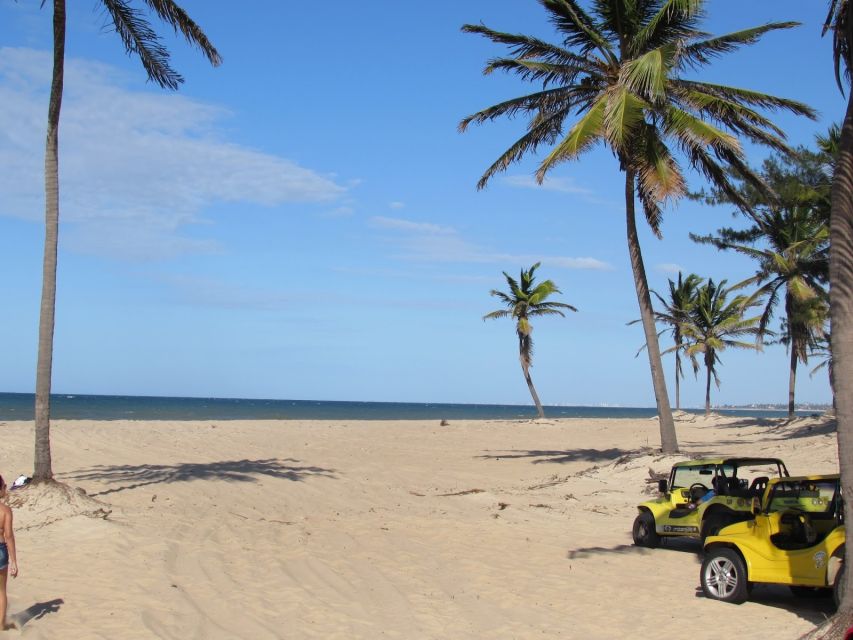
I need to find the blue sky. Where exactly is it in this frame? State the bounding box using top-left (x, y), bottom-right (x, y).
top-left (0, 1), bottom-right (842, 408)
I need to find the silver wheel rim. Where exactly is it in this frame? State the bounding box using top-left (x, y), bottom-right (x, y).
top-left (705, 557), bottom-right (739, 598)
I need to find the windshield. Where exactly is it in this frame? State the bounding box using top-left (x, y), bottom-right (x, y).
top-left (766, 479), bottom-right (840, 515)
top-left (670, 461), bottom-right (785, 493)
top-left (671, 465), bottom-right (715, 490)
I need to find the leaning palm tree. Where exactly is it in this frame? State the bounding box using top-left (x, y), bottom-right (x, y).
top-left (460, 0), bottom-right (814, 453)
top-left (678, 279), bottom-right (763, 416)
top-left (34, 1), bottom-right (221, 482)
top-left (483, 263), bottom-right (577, 418)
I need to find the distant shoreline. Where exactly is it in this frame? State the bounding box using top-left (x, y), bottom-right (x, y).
top-left (0, 392), bottom-right (822, 421)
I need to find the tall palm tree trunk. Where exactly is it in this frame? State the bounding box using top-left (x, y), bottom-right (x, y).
top-left (785, 295), bottom-right (797, 419)
top-left (674, 347), bottom-right (682, 411)
top-left (704, 358), bottom-right (712, 417)
top-left (788, 346), bottom-right (798, 419)
top-left (518, 332), bottom-right (545, 418)
top-left (832, 86), bottom-right (853, 614)
top-left (625, 171), bottom-right (679, 452)
top-left (521, 364), bottom-right (545, 418)
top-left (33, 0), bottom-right (65, 483)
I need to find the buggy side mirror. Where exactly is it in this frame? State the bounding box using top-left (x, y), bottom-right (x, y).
top-left (658, 479), bottom-right (668, 494)
top-left (751, 496), bottom-right (762, 515)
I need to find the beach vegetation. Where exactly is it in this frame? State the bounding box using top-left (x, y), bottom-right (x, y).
top-left (483, 263), bottom-right (576, 418)
top-left (459, 0), bottom-right (814, 454)
top-left (690, 145), bottom-right (830, 418)
top-left (631, 272), bottom-right (702, 410)
top-left (676, 279), bottom-right (763, 416)
top-left (32, 1), bottom-right (220, 482)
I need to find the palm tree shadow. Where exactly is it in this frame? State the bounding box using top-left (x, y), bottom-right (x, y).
top-left (12, 598), bottom-right (64, 628)
top-left (477, 447), bottom-right (635, 465)
top-left (708, 416), bottom-right (836, 439)
top-left (62, 459), bottom-right (336, 496)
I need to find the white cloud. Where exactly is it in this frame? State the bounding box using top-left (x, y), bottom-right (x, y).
top-left (0, 47), bottom-right (348, 260)
top-left (369, 216), bottom-right (454, 235)
top-left (655, 263), bottom-right (684, 274)
top-left (320, 206), bottom-right (355, 218)
top-left (154, 274), bottom-right (294, 311)
top-left (389, 201), bottom-right (405, 209)
top-left (503, 174), bottom-right (594, 196)
top-left (369, 216), bottom-right (612, 271)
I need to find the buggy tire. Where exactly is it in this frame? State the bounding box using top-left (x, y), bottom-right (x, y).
top-left (701, 547), bottom-right (749, 604)
top-left (632, 511), bottom-right (659, 548)
top-left (701, 513), bottom-right (733, 541)
top-left (834, 562), bottom-right (846, 611)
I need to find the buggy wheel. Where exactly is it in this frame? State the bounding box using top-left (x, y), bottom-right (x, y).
top-left (701, 513), bottom-right (733, 541)
top-left (632, 511), bottom-right (660, 548)
top-left (834, 563), bottom-right (846, 611)
top-left (701, 547), bottom-right (749, 604)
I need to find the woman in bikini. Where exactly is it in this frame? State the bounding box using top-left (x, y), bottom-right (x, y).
top-left (0, 475), bottom-right (18, 631)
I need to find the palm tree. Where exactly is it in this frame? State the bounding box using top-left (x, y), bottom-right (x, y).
top-left (483, 263), bottom-right (577, 418)
top-left (652, 272), bottom-right (702, 410)
top-left (693, 206), bottom-right (829, 417)
top-left (629, 271), bottom-right (702, 409)
top-left (460, 0), bottom-right (814, 453)
top-left (33, 1), bottom-right (221, 482)
top-left (819, 0), bottom-right (853, 623)
top-left (808, 329), bottom-right (835, 412)
top-left (678, 279), bottom-right (763, 416)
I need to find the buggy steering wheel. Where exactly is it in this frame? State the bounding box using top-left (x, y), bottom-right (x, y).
top-left (688, 482), bottom-right (708, 502)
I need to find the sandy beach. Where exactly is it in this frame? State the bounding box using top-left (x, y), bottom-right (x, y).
top-left (0, 413), bottom-right (840, 639)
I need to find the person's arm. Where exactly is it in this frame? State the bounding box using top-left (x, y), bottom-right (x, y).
top-left (3, 508), bottom-right (17, 578)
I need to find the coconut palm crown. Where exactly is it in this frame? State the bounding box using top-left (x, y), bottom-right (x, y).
top-left (460, 0), bottom-right (815, 452)
top-left (484, 263), bottom-right (577, 418)
top-left (677, 279), bottom-right (763, 415)
top-left (652, 272), bottom-right (703, 410)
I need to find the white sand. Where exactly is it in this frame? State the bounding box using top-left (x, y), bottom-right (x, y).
top-left (0, 413), bottom-right (840, 639)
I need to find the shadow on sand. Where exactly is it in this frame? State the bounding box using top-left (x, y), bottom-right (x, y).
top-left (693, 583), bottom-right (834, 625)
top-left (13, 598), bottom-right (64, 628)
top-left (62, 458), bottom-right (337, 496)
top-left (706, 416), bottom-right (836, 439)
top-left (568, 537), bottom-right (702, 560)
top-left (477, 447), bottom-right (634, 465)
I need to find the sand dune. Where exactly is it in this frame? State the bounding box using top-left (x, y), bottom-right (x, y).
top-left (0, 413), bottom-right (839, 639)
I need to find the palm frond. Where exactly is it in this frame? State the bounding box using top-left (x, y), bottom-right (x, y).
top-left (102, 0), bottom-right (183, 90)
top-left (483, 309), bottom-right (512, 321)
top-left (536, 96), bottom-right (606, 180)
top-left (823, 0), bottom-right (852, 93)
top-left (459, 86), bottom-right (588, 132)
top-left (680, 22), bottom-right (799, 69)
top-left (541, 0), bottom-right (617, 64)
top-left (140, 0), bottom-right (221, 66)
top-left (603, 85), bottom-right (647, 150)
top-left (621, 43), bottom-right (677, 102)
top-left (632, 0), bottom-right (704, 55)
top-left (675, 80), bottom-right (816, 118)
top-left (462, 24), bottom-right (603, 73)
top-left (484, 58), bottom-right (592, 87)
top-left (471, 108), bottom-right (568, 189)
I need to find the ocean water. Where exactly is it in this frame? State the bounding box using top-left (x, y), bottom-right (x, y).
top-left (0, 392), bottom-right (816, 421)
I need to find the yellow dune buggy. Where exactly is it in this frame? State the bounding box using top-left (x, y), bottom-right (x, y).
top-left (632, 457), bottom-right (789, 547)
top-left (700, 474), bottom-right (844, 607)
